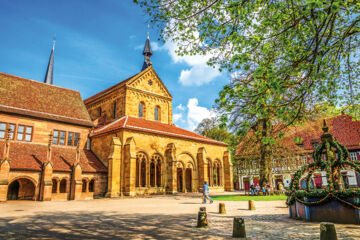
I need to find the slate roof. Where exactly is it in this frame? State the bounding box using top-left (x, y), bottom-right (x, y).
top-left (0, 73), bottom-right (93, 127)
top-left (0, 141), bottom-right (107, 173)
top-left (91, 115), bottom-right (228, 146)
top-left (236, 115), bottom-right (360, 158)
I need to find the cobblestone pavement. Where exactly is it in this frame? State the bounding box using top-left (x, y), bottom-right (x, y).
top-left (0, 193), bottom-right (359, 239)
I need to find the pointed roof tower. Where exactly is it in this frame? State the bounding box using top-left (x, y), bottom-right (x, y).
top-left (44, 39), bottom-right (55, 85)
top-left (141, 33), bottom-right (153, 71)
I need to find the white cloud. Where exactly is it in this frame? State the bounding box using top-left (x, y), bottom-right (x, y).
top-left (176, 104), bottom-right (186, 111)
top-left (162, 41), bottom-right (221, 86)
top-left (173, 113), bottom-right (183, 122)
top-left (186, 98), bottom-right (216, 130)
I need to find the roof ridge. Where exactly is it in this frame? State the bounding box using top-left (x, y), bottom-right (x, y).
top-left (0, 72), bottom-right (80, 93)
top-left (93, 115), bottom-right (127, 133)
top-left (83, 72), bottom-right (142, 104)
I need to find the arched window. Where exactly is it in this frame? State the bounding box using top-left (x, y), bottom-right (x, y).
top-left (156, 159), bottom-right (161, 187)
top-left (154, 106), bottom-right (160, 121)
top-left (150, 161), bottom-right (155, 187)
top-left (113, 101), bottom-right (117, 119)
top-left (59, 179), bottom-right (67, 193)
top-left (89, 179), bottom-right (95, 192)
top-left (52, 179), bottom-right (58, 193)
top-left (139, 102), bottom-right (145, 118)
top-left (136, 152), bottom-right (148, 187)
top-left (82, 179), bottom-right (87, 193)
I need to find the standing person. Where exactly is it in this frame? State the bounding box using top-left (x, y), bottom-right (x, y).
top-left (250, 184), bottom-right (254, 196)
top-left (266, 183), bottom-right (271, 196)
top-left (202, 181), bottom-right (213, 204)
top-left (261, 185), bottom-right (266, 196)
top-left (255, 184), bottom-right (260, 196)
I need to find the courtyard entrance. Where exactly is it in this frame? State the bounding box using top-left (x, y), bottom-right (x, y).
top-left (185, 168), bottom-right (192, 192)
top-left (177, 168), bottom-right (183, 192)
top-left (7, 178), bottom-right (36, 200)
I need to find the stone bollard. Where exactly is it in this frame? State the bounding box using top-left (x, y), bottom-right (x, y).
top-left (233, 217), bottom-right (246, 238)
top-left (197, 210), bottom-right (208, 228)
top-left (248, 200), bottom-right (255, 210)
top-left (320, 222), bottom-right (337, 240)
top-left (200, 207), bottom-right (206, 212)
top-left (219, 203), bottom-right (226, 214)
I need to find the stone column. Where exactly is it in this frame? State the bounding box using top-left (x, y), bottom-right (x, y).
top-left (182, 168), bottom-right (186, 193)
top-left (105, 137), bottom-right (122, 198)
top-left (70, 163), bottom-right (83, 200)
top-left (40, 132), bottom-right (54, 201)
top-left (124, 137), bottom-right (137, 196)
top-left (0, 129), bottom-right (11, 202)
top-left (223, 151), bottom-right (234, 191)
top-left (165, 143), bottom-right (177, 194)
top-left (197, 147), bottom-right (206, 189)
top-left (0, 159), bottom-right (10, 202)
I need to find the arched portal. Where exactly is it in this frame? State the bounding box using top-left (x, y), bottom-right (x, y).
top-left (177, 167), bottom-right (183, 192)
top-left (7, 178), bottom-right (36, 200)
top-left (185, 168), bottom-right (192, 192)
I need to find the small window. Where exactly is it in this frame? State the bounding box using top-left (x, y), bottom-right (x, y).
top-left (89, 179), bottom-right (95, 192)
top-left (68, 132), bottom-right (74, 146)
top-left (98, 107), bottom-right (102, 117)
top-left (350, 152), bottom-right (357, 161)
top-left (17, 125), bottom-right (32, 142)
top-left (53, 130), bottom-right (65, 145)
top-left (74, 133), bottom-right (80, 146)
top-left (139, 102), bottom-right (144, 118)
top-left (113, 101), bottom-right (117, 119)
top-left (0, 123), bottom-right (5, 138)
top-left (155, 106), bottom-right (160, 121)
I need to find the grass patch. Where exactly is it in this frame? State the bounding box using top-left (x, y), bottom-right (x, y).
top-left (212, 194), bottom-right (287, 201)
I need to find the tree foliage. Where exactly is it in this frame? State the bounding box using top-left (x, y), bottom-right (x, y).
top-left (135, 0), bottom-right (360, 186)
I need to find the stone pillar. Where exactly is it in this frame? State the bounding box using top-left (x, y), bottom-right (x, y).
top-left (223, 151), bottom-right (234, 191)
top-left (165, 143), bottom-right (177, 194)
top-left (197, 147), bottom-right (206, 188)
top-left (0, 129), bottom-right (11, 202)
top-left (105, 137), bottom-right (122, 198)
top-left (40, 162), bottom-right (53, 201)
top-left (40, 132), bottom-right (54, 201)
top-left (182, 168), bottom-right (186, 193)
top-left (124, 137), bottom-right (136, 196)
top-left (0, 159), bottom-right (10, 202)
top-left (70, 163), bottom-right (83, 200)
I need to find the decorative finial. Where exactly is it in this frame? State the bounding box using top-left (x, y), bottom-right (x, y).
top-left (52, 36), bottom-right (56, 51)
top-left (147, 24), bottom-right (150, 39)
top-left (322, 119), bottom-right (329, 134)
top-left (48, 131), bottom-right (53, 147)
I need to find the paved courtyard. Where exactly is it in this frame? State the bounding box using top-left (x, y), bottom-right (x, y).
top-left (0, 193), bottom-right (359, 239)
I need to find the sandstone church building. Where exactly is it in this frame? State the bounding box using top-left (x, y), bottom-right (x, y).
top-left (0, 37), bottom-right (233, 201)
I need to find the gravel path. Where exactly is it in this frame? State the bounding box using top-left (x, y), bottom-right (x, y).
top-left (0, 193), bottom-right (359, 239)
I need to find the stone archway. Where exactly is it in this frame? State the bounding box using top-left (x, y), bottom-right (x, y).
top-left (7, 178), bottom-right (36, 200)
top-left (185, 168), bottom-right (192, 192)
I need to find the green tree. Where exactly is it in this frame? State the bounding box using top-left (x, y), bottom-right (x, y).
top-left (135, 0), bottom-right (360, 187)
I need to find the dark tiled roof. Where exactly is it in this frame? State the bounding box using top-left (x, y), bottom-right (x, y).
top-left (0, 73), bottom-right (93, 127)
top-left (91, 116), bottom-right (228, 146)
top-left (236, 115), bottom-right (360, 157)
top-left (0, 141), bottom-right (107, 173)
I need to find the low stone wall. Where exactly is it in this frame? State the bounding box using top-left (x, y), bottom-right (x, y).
top-left (289, 198), bottom-right (360, 224)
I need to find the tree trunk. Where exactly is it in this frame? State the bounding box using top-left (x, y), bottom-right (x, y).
top-left (259, 119), bottom-right (273, 188)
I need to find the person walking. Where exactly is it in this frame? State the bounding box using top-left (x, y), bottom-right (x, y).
top-left (202, 181), bottom-right (213, 204)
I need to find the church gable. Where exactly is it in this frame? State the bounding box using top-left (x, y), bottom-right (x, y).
top-left (127, 67), bottom-right (172, 99)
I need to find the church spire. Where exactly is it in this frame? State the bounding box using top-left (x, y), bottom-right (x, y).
top-left (44, 39), bottom-right (55, 84)
top-left (141, 33), bottom-right (153, 71)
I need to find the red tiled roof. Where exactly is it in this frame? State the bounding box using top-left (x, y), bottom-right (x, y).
top-left (91, 116), bottom-right (228, 146)
top-left (236, 115), bottom-right (360, 157)
top-left (0, 73), bottom-right (93, 127)
top-left (0, 141), bottom-right (107, 173)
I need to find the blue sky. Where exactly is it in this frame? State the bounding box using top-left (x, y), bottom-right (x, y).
top-left (0, 0), bottom-right (230, 130)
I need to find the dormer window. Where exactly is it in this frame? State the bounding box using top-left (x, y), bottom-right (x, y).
top-left (154, 106), bottom-right (160, 121)
top-left (139, 102), bottom-right (145, 118)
